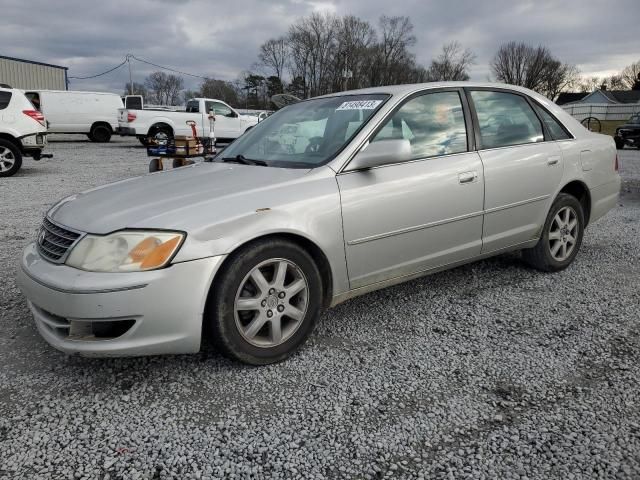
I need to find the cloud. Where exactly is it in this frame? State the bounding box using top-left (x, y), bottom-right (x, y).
top-left (1, 0), bottom-right (638, 94)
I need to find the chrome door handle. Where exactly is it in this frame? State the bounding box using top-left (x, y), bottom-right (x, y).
top-left (458, 171), bottom-right (478, 184)
top-left (547, 156), bottom-right (560, 166)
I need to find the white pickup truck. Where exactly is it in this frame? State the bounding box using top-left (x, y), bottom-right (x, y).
top-left (117, 98), bottom-right (258, 145)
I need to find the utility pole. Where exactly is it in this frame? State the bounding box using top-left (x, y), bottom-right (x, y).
top-left (342, 53), bottom-right (352, 91)
top-left (127, 54), bottom-right (133, 95)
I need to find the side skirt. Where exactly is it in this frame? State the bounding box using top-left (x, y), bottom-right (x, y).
top-left (329, 238), bottom-right (539, 307)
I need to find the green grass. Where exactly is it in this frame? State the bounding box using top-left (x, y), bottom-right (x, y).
top-left (598, 120), bottom-right (624, 137)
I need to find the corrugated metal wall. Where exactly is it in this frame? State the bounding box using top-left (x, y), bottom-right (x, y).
top-left (0, 57), bottom-right (67, 90)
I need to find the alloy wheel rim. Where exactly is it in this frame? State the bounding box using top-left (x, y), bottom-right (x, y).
top-left (548, 206), bottom-right (578, 261)
top-left (234, 258), bottom-right (309, 348)
top-left (0, 146), bottom-right (15, 173)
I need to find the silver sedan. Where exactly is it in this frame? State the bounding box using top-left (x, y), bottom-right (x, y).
top-left (18, 82), bottom-right (621, 364)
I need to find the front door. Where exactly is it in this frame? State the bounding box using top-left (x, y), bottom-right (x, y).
top-left (338, 90), bottom-right (485, 289)
top-left (205, 101), bottom-right (239, 139)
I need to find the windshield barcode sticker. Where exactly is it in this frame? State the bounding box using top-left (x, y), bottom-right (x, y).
top-left (336, 100), bottom-right (382, 111)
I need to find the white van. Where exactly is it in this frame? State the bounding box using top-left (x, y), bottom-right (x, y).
top-left (24, 90), bottom-right (123, 142)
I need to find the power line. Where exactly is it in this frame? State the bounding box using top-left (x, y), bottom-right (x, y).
top-left (68, 58), bottom-right (127, 79)
top-left (129, 55), bottom-right (208, 79)
top-left (67, 54), bottom-right (210, 82)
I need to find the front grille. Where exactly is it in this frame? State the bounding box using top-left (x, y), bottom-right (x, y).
top-left (37, 217), bottom-right (82, 263)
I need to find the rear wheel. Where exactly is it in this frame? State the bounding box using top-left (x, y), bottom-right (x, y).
top-left (206, 239), bottom-right (323, 365)
top-left (148, 125), bottom-right (173, 143)
top-left (89, 124), bottom-right (112, 143)
top-left (522, 193), bottom-right (585, 272)
top-left (0, 139), bottom-right (22, 177)
top-left (614, 136), bottom-right (625, 150)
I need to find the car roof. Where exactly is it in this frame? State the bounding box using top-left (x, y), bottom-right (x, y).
top-left (316, 81), bottom-right (538, 98)
top-left (24, 89), bottom-right (119, 96)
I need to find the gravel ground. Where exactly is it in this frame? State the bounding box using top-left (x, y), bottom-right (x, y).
top-left (0, 136), bottom-right (639, 480)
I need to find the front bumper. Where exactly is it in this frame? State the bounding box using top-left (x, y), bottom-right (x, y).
top-left (17, 243), bottom-right (225, 356)
top-left (117, 126), bottom-right (137, 136)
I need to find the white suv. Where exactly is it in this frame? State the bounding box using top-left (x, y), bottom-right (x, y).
top-left (0, 86), bottom-right (48, 177)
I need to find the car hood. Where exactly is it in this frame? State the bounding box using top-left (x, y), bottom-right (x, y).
top-left (49, 162), bottom-right (312, 234)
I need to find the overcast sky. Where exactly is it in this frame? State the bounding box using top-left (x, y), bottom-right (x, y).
top-left (2, 0), bottom-right (638, 93)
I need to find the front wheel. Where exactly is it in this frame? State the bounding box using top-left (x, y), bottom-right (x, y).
top-left (206, 239), bottom-right (323, 365)
top-left (522, 193), bottom-right (585, 272)
top-left (0, 139), bottom-right (23, 177)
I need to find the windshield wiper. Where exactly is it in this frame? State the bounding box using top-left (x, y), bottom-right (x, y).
top-left (221, 155), bottom-right (267, 166)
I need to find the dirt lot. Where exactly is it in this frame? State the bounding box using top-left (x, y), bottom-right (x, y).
top-left (1, 137), bottom-right (639, 479)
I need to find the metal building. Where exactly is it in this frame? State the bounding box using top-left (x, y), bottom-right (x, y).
top-left (0, 55), bottom-right (68, 90)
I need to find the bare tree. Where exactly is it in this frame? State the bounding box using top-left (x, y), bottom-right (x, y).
top-left (542, 63), bottom-right (580, 100)
top-left (333, 15), bottom-right (377, 90)
top-left (123, 82), bottom-right (147, 98)
top-left (374, 16), bottom-right (417, 85)
top-left (578, 76), bottom-right (603, 93)
top-left (255, 13), bottom-right (430, 97)
top-left (259, 37), bottom-right (288, 82)
top-left (490, 41), bottom-right (576, 99)
top-left (620, 60), bottom-right (640, 90)
top-left (144, 71), bottom-right (184, 105)
top-left (200, 78), bottom-right (239, 106)
top-left (427, 42), bottom-right (475, 81)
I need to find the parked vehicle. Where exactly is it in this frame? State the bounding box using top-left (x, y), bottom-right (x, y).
top-left (118, 98), bottom-right (259, 145)
top-left (614, 113), bottom-right (640, 149)
top-left (18, 82), bottom-right (620, 364)
top-left (0, 86), bottom-right (48, 177)
top-left (239, 110), bottom-right (270, 122)
top-left (24, 90), bottom-right (122, 143)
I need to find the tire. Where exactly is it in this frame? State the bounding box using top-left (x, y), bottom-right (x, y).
top-left (149, 125), bottom-right (173, 143)
top-left (522, 193), bottom-right (585, 272)
top-left (89, 124), bottom-right (112, 143)
top-left (0, 139), bottom-right (23, 177)
top-left (148, 158), bottom-right (162, 173)
top-left (138, 136), bottom-right (149, 147)
top-left (206, 239), bottom-right (323, 365)
top-left (614, 136), bottom-right (625, 150)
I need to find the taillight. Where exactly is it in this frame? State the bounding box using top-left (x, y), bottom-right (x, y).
top-left (127, 112), bottom-right (137, 122)
top-left (23, 109), bottom-right (45, 126)
top-left (615, 154), bottom-right (619, 172)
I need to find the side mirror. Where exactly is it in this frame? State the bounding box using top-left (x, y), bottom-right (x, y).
top-left (345, 139), bottom-right (412, 171)
top-left (228, 110), bottom-right (238, 118)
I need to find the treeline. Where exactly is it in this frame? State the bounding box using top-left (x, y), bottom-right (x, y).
top-left (124, 12), bottom-right (640, 108)
top-left (258, 13), bottom-right (476, 98)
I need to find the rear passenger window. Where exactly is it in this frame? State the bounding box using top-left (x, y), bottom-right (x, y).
top-left (372, 91), bottom-right (467, 158)
top-left (0, 91), bottom-right (11, 110)
top-left (471, 91), bottom-right (544, 149)
top-left (535, 106), bottom-right (572, 140)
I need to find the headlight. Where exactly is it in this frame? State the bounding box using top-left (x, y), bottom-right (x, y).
top-left (66, 230), bottom-right (185, 272)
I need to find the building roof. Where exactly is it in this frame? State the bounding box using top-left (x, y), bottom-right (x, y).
top-left (559, 88), bottom-right (640, 105)
top-left (0, 54), bottom-right (68, 71)
top-left (555, 92), bottom-right (587, 105)
top-left (602, 90), bottom-right (640, 104)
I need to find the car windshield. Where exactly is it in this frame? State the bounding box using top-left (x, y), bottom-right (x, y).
top-left (218, 94), bottom-right (389, 168)
top-left (630, 115), bottom-right (640, 124)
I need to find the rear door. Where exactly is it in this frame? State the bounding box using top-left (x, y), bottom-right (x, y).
top-left (466, 89), bottom-right (564, 253)
top-left (338, 89), bottom-right (485, 289)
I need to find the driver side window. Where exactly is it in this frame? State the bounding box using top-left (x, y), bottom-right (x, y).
top-left (206, 101), bottom-right (233, 117)
top-left (372, 91), bottom-right (467, 159)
